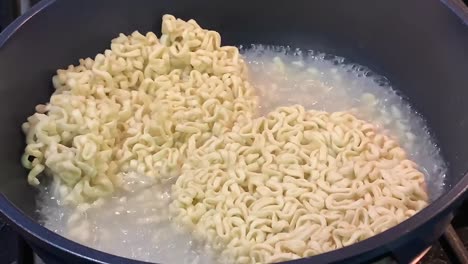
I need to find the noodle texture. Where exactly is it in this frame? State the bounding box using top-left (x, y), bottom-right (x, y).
top-left (171, 105), bottom-right (428, 263)
top-left (22, 15), bottom-right (256, 204)
top-left (22, 14), bottom-right (430, 264)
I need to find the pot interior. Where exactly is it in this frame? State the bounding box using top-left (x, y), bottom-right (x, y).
top-left (0, 0), bottom-right (467, 261)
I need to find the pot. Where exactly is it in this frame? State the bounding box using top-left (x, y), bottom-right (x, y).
top-left (0, 0), bottom-right (467, 263)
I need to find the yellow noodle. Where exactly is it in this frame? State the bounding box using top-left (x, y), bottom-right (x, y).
top-left (22, 15), bottom-right (257, 204)
top-left (172, 105), bottom-right (428, 263)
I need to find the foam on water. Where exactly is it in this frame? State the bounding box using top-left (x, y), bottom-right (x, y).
top-left (242, 45), bottom-right (446, 198)
top-left (39, 172), bottom-right (217, 263)
top-left (37, 45), bottom-right (447, 263)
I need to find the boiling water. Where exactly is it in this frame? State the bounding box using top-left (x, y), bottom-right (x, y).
top-left (37, 46), bottom-right (447, 263)
top-left (243, 45), bottom-right (446, 197)
top-left (40, 173), bottom-right (216, 264)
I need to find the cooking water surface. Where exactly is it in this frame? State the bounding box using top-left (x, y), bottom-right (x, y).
top-left (37, 46), bottom-right (447, 263)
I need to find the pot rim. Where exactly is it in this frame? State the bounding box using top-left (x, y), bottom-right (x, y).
top-left (0, 0), bottom-right (467, 263)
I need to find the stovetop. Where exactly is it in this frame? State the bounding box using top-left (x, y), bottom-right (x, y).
top-left (1, 0), bottom-right (468, 264)
top-left (1, 203), bottom-right (467, 264)
top-left (419, 201), bottom-right (468, 264)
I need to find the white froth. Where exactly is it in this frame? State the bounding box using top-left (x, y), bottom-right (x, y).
top-left (39, 172), bottom-right (217, 263)
top-left (243, 45), bottom-right (446, 198)
top-left (37, 45), bottom-right (447, 263)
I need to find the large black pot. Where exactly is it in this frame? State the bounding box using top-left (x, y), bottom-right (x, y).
top-left (0, 0), bottom-right (467, 263)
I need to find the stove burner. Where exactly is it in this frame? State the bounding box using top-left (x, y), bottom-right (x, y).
top-left (411, 247), bottom-right (432, 264)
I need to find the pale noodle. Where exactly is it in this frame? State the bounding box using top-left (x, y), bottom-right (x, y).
top-left (171, 105), bottom-right (428, 263)
top-left (22, 15), bottom-right (257, 204)
top-left (22, 14), bottom-right (429, 264)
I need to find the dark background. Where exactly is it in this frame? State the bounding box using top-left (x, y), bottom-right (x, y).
top-left (1, 0), bottom-right (468, 31)
top-left (0, 0), bottom-right (18, 31)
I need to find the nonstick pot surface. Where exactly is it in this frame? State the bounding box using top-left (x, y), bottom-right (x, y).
top-left (0, 0), bottom-right (467, 263)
